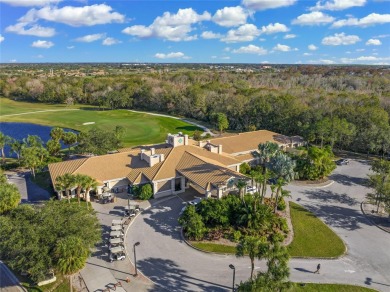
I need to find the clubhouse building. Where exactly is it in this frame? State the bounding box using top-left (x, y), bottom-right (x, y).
top-left (48, 130), bottom-right (304, 199)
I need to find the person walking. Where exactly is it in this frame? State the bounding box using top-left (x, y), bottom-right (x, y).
top-left (314, 263), bottom-right (321, 274)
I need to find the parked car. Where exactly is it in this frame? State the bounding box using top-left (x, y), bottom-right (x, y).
top-left (246, 186), bottom-right (258, 194)
top-left (336, 159), bottom-right (349, 165)
top-left (109, 246), bottom-right (126, 262)
top-left (188, 198), bottom-right (202, 206)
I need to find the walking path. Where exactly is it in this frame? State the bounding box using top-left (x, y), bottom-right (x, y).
top-left (1, 109), bottom-right (79, 117)
top-left (6, 171), bottom-right (50, 202)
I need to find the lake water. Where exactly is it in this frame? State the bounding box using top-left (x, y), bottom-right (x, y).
top-left (0, 122), bottom-right (76, 158)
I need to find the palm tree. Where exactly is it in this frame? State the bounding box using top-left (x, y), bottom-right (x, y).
top-left (235, 180), bottom-right (247, 201)
top-left (10, 138), bottom-right (24, 163)
top-left (269, 152), bottom-right (296, 213)
top-left (236, 236), bottom-right (269, 279)
top-left (264, 242), bottom-right (291, 290)
top-left (55, 236), bottom-right (89, 292)
top-left (55, 173), bottom-right (76, 203)
top-left (0, 132), bottom-right (11, 165)
top-left (80, 175), bottom-right (98, 210)
top-left (73, 174), bottom-right (86, 206)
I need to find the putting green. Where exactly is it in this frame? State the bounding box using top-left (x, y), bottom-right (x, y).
top-left (0, 98), bottom-right (201, 147)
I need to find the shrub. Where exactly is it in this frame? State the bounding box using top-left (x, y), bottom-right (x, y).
top-left (232, 230), bottom-right (242, 242)
top-left (193, 130), bottom-right (202, 141)
top-left (277, 198), bottom-right (286, 211)
top-left (137, 184), bottom-right (153, 200)
top-left (239, 162), bottom-right (251, 174)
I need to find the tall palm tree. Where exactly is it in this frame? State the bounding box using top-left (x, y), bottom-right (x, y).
top-left (236, 236), bottom-right (269, 279)
top-left (265, 242), bottom-right (291, 290)
top-left (235, 180), bottom-right (247, 201)
top-left (73, 174), bottom-right (86, 206)
top-left (55, 236), bottom-right (89, 292)
top-left (55, 173), bottom-right (76, 203)
top-left (80, 175), bottom-right (98, 210)
top-left (269, 152), bottom-right (296, 213)
top-left (10, 138), bottom-right (24, 163)
top-left (0, 132), bottom-right (11, 165)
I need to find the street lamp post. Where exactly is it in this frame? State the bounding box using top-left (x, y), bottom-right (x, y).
top-left (133, 242), bottom-right (140, 276)
top-left (229, 264), bottom-right (235, 292)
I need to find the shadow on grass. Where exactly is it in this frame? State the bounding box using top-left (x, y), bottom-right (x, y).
top-left (138, 257), bottom-right (229, 292)
top-left (175, 125), bottom-right (202, 132)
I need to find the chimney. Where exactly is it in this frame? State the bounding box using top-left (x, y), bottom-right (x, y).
top-left (151, 148), bottom-right (155, 155)
top-left (160, 154), bottom-right (165, 162)
top-left (218, 144), bottom-right (223, 154)
top-left (140, 149), bottom-right (145, 160)
top-left (184, 134), bottom-right (189, 145)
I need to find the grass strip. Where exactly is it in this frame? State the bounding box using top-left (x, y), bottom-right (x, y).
top-left (288, 202), bottom-right (346, 258)
top-left (293, 283), bottom-right (377, 292)
top-left (191, 242), bottom-right (236, 254)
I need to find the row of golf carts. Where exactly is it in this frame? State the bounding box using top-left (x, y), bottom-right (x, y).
top-left (108, 219), bottom-right (126, 262)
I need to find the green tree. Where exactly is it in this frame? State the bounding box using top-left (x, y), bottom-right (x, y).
top-left (236, 180), bottom-right (247, 201)
top-left (21, 146), bottom-right (49, 178)
top-left (179, 205), bottom-right (206, 240)
top-left (367, 159), bottom-right (390, 213)
top-left (0, 178), bottom-right (21, 214)
top-left (50, 127), bottom-right (64, 141)
top-left (73, 173), bottom-right (87, 205)
top-left (62, 132), bottom-right (77, 156)
top-left (137, 183), bottom-right (153, 200)
top-left (295, 146), bottom-right (336, 180)
top-left (0, 132), bottom-right (11, 164)
top-left (240, 162), bottom-right (251, 175)
top-left (10, 138), bottom-right (24, 163)
top-left (80, 175), bottom-right (98, 210)
top-left (213, 112), bottom-right (229, 135)
top-left (46, 139), bottom-right (61, 156)
top-left (55, 173), bottom-right (76, 203)
top-left (55, 236), bottom-right (89, 292)
top-left (236, 235), bottom-right (269, 279)
top-left (114, 125), bottom-right (125, 140)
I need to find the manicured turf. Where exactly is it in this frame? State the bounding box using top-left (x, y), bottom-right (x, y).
top-left (293, 283), bottom-right (377, 292)
top-left (0, 98), bottom-right (201, 147)
top-left (287, 202), bottom-right (346, 258)
top-left (191, 242), bottom-right (237, 254)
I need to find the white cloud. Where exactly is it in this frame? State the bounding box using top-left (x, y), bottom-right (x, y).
top-left (123, 8), bottom-right (210, 41)
top-left (212, 6), bottom-right (248, 27)
top-left (322, 33), bottom-right (360, 45)
top-left (373, 34), bottom-right (390, 39)
top-left (5, 23), bottom-right (55, 37)
top-left (67, 46), bottom-right (75, 49)
top-left (19, 4), bottom-right (125, 27)
top-left (273, 43), bottom-right (292, 51)
top-left (284, 34), bottom-right (296, 39)
top-left (224, 47), bottom-right (231, 52)
top-left (201, 31), bottom-right (222, 39)
top-left (221, 24), bottom-right (260, 43)
top-left (366, 39), bottom-right (381, 46)
top-left (310, 0), bottom-right (366, 11)
top-left (154, 52), bottom-right (188, 59)
top-left (292, 12), bottom-right (335, 25)
top-left (303, 53), bottom-right (312, 56)
top-left (221, 56), bottom-right (231, 60)
top-left (35, 54), bottom-right (44, 58)
top-left (242, 0), bottom-right (296, 11)
top-left (75, 33), bottom-right (105, 43)
top-left (331, 13), bottom-right (390, 28)
top-left (211, 56), bottom-right (217, 59)
top-left (9, 59), bottom-right (17, 63)
top-left (31, 40), bottom-right (54, 48)
top-left (308, 44), bottom-right (318, 50)
top-left (340, 55), bottom-right (390, 64)
top-left (260, 23), bottom-right (289, 34)
top-left (232, 44), bottom-right (267, 55)
top-left (102, 37), bottom-right (121, 46)
top-left (356, 48), bottom-right (365, 52)
top-left (0, 0), bottom-right (61, 7)
top-left (0, 34), bottom-right (4, 43)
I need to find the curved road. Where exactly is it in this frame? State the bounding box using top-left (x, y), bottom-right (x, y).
top-left (127, 160), bottom-right (390, 291)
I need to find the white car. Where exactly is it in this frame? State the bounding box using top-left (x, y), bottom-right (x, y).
top-left (188, 198), bottom-right (202, 205)
top-left (246, 186), bottom-right (258, 194)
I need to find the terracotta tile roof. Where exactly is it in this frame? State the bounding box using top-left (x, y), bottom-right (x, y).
top-left (176, 152), bottom-right (247, 189)
top-left (48, 158), bottom-right (88, 185)
top-left (208, 130), bottom-right (292, 154)
top-left (235, 152), bottom-right (257, 162)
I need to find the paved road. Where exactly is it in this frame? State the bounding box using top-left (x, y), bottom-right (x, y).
top-left (128, 159), bottom-right (390, 291)
top-left (0, 261), bottom-right (25, 292)
top-left (7, 172), bottom-right (50, 202)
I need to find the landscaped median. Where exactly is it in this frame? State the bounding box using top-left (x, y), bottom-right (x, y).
top-left (293, 283), bottom-right (377, 292)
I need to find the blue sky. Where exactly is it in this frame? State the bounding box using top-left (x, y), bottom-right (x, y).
top-left (0, 0), bottom-right (389, 64)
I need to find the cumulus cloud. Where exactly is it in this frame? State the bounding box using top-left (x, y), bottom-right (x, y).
top-left (284, 34), bottom-right (296, 39)
top-left (322, 33), bottom-right (360, 45)
top-left (102, 37), bottom-right (121, 46)
top-left (18, 4), bottom-right (125, 27)
top-left (0, 34), bottom-right (4, 43)
top-left (123, 8), bottom-right (210, 41)
top-left (5, 23), bottom-right (55, 37)
top-left (221, 24), bottom-right (260, 43)
top-left (292, 12), bottom-right (335, 25)
top-left (310, 0), bottom-right (366, 11)
top-left (0, 0), bottom-right (61, 7)
top-left (232, 44), bottom-right (267, 55)
top-left (31, 40), bottom-right (54, 48)
top-left (340, 55), bottom-right (390, 64)
top-left (67, 46), bottom-right (75, 49)
top-left (201, 31), bottom-right (222, 39)
top-left (242, 0), bottom-right (296, 11)
top-left (74, 33), bottom-right (105, 43)
top-left (303, 53), bottom-right (312, 56)
top-left (260, 23), bottom-right (289, 35)
top-left (273, 44), bottom-right (292, 51)
top-left (366, 39), bottom-right (381, 46)
top-left (308, 44), bottom-right (318, 50)
top-left (331, 13), bottom-right (390, 28)
top-left (212, 6), bottom-right (248, 27)
top-left (154, 52), bottom-right (188, 59)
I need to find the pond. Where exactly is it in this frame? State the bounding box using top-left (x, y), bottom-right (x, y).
top-left (0, 122), bottom-right (76, 158)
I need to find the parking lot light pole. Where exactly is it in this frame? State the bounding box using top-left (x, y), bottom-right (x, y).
top-left (229, 264), bottom-right (235, 292)
top-left (133, 242), bottom-right (140, 276)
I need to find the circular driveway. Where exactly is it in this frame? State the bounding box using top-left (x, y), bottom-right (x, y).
top-left (128, 159), bottom-right (390, 291)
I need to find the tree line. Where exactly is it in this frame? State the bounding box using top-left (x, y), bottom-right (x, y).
top-left (1, 68), bottom-right (389, 156)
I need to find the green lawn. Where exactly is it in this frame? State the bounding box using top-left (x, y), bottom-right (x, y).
top-left (288, 202), bottom-right (346, 258)
top-left (293, 283), bottom-right (377, 292)
top-left (190, 242), bottom-right (237, 254)
top-left (0, 98), bottom-right (201, 147)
